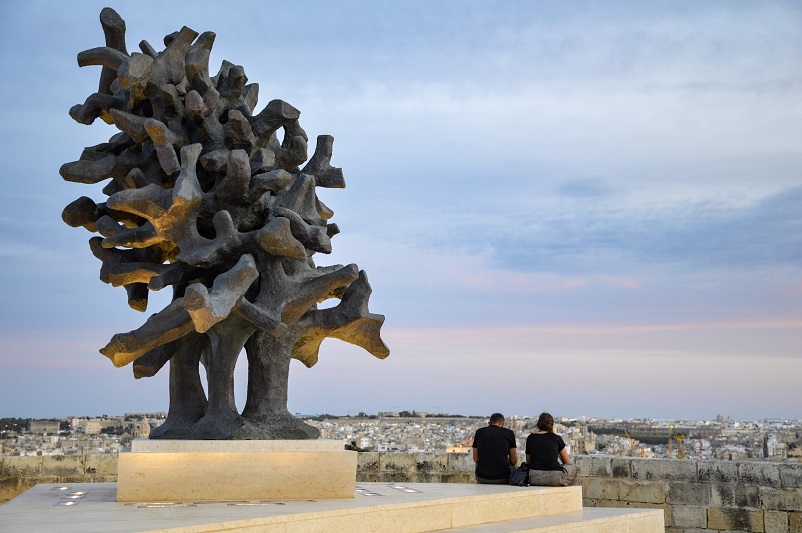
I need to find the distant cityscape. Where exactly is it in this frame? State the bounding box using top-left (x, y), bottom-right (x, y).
top-left (1, 412), bottom-right (800, 462)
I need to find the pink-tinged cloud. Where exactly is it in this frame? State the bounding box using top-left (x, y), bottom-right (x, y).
top-left (599, 276), bottom-right (642, 289)
top-left (561, 278), bottom-right (588, 289)
top-left (289, 320), bottom-right (802, 419)
top-left (450, 267), bottom-right (591, 294)
top-left (380, 318), bottom-right (802, 360)
top-left (0, 333), bottom-right (113, 369)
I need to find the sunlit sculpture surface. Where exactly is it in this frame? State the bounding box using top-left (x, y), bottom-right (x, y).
top-left (60, 8), bottom-right (389, 439)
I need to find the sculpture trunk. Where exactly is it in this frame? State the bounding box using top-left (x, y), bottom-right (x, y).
top-left (242, 329), bottom-right (320, 439)
top-left (149, 332), bottom-right (208, 439)
top-left (187, 319), bottom-right (253, 439)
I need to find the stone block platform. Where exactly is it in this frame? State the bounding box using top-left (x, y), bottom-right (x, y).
top-left (0, 481), bottom-right (663, 532)
top-left (118, 439), bottom-right (356, 501)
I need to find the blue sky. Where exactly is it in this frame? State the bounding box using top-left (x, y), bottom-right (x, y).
top-left (0, 1), bottom-right (800, 420)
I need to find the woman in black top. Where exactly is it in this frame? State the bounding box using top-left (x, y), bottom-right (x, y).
top-left (525, 412), bottom-right (577, 486)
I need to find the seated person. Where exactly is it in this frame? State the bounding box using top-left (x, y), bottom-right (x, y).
top-left (472, 412), bottom-right (518, 484)
top-left (525, 412), bottom-right (577, 486)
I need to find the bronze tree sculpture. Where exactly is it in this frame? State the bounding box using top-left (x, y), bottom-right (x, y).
top-left (60, 8), bottom-right (389, 439)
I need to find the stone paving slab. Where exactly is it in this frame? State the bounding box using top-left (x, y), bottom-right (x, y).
top-left (441, 508), bottom-right (664, 532)
top-left (0, 481), bottom-right (583, 533)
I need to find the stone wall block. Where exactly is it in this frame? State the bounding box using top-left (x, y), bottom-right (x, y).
top-left (15, 477), bottom-right (39, 498)
top-left (632, 458), bottom-right (697, 483)
top-left (56, 475), bottom-right (89, 485)
top-left (760, 487), bottom-right (802, 512)
top-left (416, 452), bottom-right (447, 472)
top-left (584, 496), bottom-right (671, 526)
top-left (588, 497), bottom-right (627, 508)
top-left (790, 511), bottom-right (802, 533)
top-left (764, 510), bottom-right (788, 533)
top-left (582, 477), bottom-right (620, 500)
top-left (741, 462), bottom-right (782, 488)
top-left (708, 507), bottom-right (765, 532)
top-left (42, 455), bottom-right (84, 477)
top-left (620, 480), bottom-right (666, 504)
top-left (735, 485), bottom-right (762, 509)
top-left (710, 483), bottom-right (735, 507)
top-left (582, 497), bottom-right (602, 507)
top-left (667, 481), bottom-right (710, 506)
top-left (84, 455), bottom-right (117, 481)
top-left (599, 497), bottom-right (633, 509)
top-left (611, 457), bottom-right (632, 478)
top-left (415, 472), bottom-right (443, 483)
top-left (780, 464), bottom-right (802, 488)
top-left (357, 452), bottom-right (380, 472)
top-left (384, 471), bottom-right (413, 483)
top-left (379, 452), bottom-right (416, 472)
top-left (0, 478), bottom-right (19, 502)
top-left (670, 504), bottom-right (707, 529)
top-left (356, 471), bottom-right (382, 483)
top-left (699, 460), bottom-right (738, 483)
top-left (442, 472), bottom-right (474, 483)
top-left (575, 455), bottom-right (613, 477)
top-left (3, 456), bottom-right (43, 478)
top-left (447, 452), bottom-right (475, 473)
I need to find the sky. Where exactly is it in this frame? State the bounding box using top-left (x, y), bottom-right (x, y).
top-left (0, 1), bottom-right (800, 422)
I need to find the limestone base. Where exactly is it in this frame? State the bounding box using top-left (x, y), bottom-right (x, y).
top-left (117, 439), bottom-right (355, 502)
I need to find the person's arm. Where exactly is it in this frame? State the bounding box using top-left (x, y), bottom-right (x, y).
top-left (473, 446), bottom-right (479, 463)
top-left (560, 447), bottom-right (571, 465)
top-left (509, 447), bottom-right (518, 466)
top-left (525, 452), bottom-right (531, 463)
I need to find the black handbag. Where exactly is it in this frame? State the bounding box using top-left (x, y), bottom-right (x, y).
top-left (509, 462), bottom-right (530, 486)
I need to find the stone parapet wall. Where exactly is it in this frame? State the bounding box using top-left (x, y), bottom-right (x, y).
top-left (0, 455), bottom-right (117, 502)
top-left (355, 451), bottom-right (475, 483)
top-left (1, 452), bottom-right (800, 533)
top-left (575, 455), bottom-right (802, 533)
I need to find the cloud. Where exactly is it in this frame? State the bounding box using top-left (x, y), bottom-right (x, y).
top-left (455, 185), bottom-right (802, 276)
top-left (0, 335), bottom-right (106, 369)
top-left (0, 240), bottom-right (62, 261)
top-left (343, 182), bottom-right (802, 286)
top-left (557, 179), bottom-right (618, 198)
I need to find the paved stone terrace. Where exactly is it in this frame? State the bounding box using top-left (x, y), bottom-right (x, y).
top-left (2, 452), bottom-right (800, 532)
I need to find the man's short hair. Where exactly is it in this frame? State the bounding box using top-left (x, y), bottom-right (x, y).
top-left (489, 412), bottom-right (505, 425)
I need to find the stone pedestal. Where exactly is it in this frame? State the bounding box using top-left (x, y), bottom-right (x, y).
top-left (117, 439), bottom-right (355, 502)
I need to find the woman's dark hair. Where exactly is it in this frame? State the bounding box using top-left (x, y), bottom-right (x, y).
top-left (536, 412), bottom-right (554, 432)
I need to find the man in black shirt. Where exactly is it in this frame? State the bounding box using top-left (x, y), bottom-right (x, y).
top-left (472, 412), bottom-right (518, 484)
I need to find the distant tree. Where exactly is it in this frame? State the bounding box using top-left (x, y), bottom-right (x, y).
top-left (0, 418), bottom-right (29, 432)
top-left (344, 440), bottom-right (367, 452)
